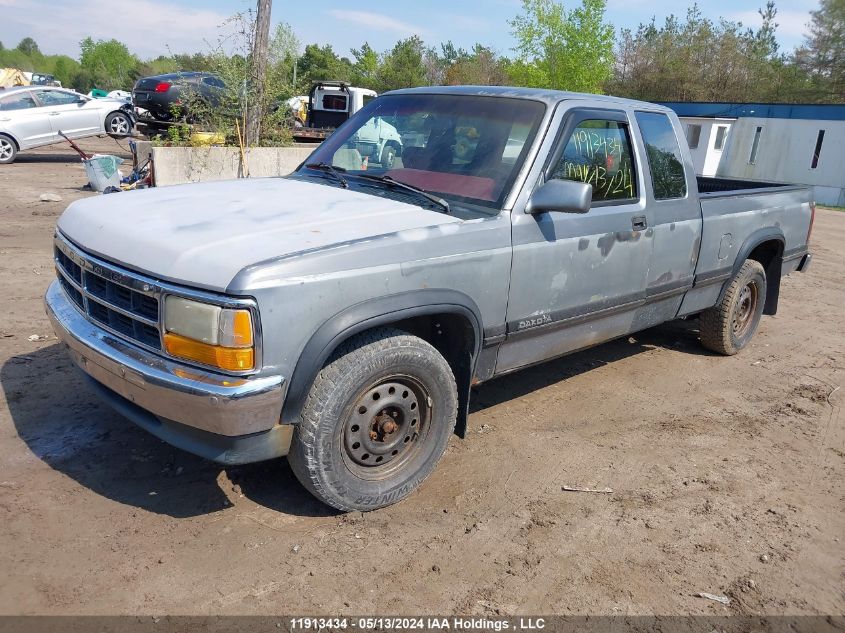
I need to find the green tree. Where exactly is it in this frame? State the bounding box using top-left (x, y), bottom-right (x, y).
top-left (297, 44), bottom-right (352, 82)
top-left (509, 0), bottom-right (614, 92)
top-left (351, 42), bottom-right (380, 88)
top-left (269, 22), bottom-right (300, 86)
top-left (795, 0), bottom-right (845, 101)
top-left (48, 56), bottom-right (81, 87)
top-left (79, 37), bottom-right (140, 89)
top-left (375, 36), bottom-right (426, 92)
top-left (606, 3), bottom-right (813, 103)
top-left (16, 37), bottom-right (41, 57)
top-left (444, 44), bottom-right (509, 86)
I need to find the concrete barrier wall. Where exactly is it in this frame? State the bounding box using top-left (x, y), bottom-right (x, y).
top-left (149, 145), bottom-right (317, 187)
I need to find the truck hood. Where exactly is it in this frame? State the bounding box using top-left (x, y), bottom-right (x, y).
top-left (57, 177), bottom-right (458, 291)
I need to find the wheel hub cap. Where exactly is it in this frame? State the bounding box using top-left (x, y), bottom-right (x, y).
top-left (344, 380), bottom-right (422, 468)
top-left (732, 282), bottom-right (757, 336)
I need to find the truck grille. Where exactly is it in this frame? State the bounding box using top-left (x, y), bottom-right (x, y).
top-left (54, 235), bottom-right (162, 350)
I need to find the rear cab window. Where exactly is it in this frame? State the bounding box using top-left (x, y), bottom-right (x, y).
top-left (322, 94), bottom-right (348, 111)
top-left (634, 111), bottom-right (687, 200)
top-left (549, 116), bottom-right (638, 203)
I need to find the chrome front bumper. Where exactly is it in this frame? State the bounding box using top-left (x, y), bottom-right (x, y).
top-left (45, 280), bottom-right (292, 464)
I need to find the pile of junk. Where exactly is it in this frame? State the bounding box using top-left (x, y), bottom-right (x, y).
top-left (59, 132), bottom-right (153, 194)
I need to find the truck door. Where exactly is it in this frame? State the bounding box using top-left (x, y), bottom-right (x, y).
top-left (631, 111), bottom-right (702, 325)
top-left (499, 108), bottom-right (651, 373)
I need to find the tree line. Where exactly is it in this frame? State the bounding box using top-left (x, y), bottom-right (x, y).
top-left (1, 0), bottom-right (842, 104)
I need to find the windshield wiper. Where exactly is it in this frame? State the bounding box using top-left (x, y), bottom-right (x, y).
top-left (354, 174), bottom-right (450, 214)
top-left (304, 162), bottom-right (348, 189)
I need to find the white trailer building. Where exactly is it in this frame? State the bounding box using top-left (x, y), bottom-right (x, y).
top-left (660, 102), bottom-right (845, 207)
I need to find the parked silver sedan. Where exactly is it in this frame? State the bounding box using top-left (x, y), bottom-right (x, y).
top-left (0, 86), bottom-right (135, 164)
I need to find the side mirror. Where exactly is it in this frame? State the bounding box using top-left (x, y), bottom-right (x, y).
top-left (526, 179), bottom-right (592, 215)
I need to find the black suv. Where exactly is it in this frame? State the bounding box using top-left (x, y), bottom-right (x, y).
top-left (132, 72), bottom-right (226, 130)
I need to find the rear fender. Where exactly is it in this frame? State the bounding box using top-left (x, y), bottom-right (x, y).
top-left (724, 228), bottom-right (785, 315)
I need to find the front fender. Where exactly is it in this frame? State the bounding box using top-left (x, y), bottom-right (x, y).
top-left (280, 289), bottom-right (483, 425)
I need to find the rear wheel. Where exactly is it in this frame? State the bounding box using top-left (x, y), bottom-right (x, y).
top-left (699, 259), bottom-right (766, 355)
top-left (105, 111), bottom-right (132, 137)
top-left (0, 135), bottom-right (17, 164)
top-left (288, 327), bottom-right (458, 511)
top-left (380, 145), bottom-right (396, 169)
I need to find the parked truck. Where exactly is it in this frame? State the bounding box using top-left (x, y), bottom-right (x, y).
top-left (46, 86), bottom-right (813, 511)
top-left (292, 81), bottom-right (377, 142)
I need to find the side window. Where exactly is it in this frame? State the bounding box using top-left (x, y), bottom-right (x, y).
top-left (686, 124), bottom-right (701, 149)
top-left (714, 125), bottom-right (728, 150)
top-left (550, 119), bottom-right (637, 202)
top-left (202, 76), bottom-right (225, 88)
top-left (635, 111), bottom-right (687, 200)
top-left (0, 93), bottom-right (38, 111)
top-left (35, 90), bottom-right (80, 106)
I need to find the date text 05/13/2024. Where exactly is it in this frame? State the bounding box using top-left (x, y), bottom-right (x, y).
top-left (289, 617), bottom-right (547, 631)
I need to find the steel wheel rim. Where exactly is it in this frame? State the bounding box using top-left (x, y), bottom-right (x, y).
top-left (0, 140), bottom-right (12, 160)
top-left (342, 376), bottom-right (430, 480)
top-left (732, 281), bottom-right (758, 337)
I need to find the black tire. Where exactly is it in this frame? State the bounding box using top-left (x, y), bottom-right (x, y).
top-left (380, 145), bottom-right (396, 169)
top-left (0, 134), bottom-right (17, 164)
top-left (700, 259), bottom-right (766, 355)
top-left (288, 327), bottom-right (458, 511)
top-left (105, 111), bottom-right (133, 137)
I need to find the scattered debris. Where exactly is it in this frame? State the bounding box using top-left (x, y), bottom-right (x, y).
top-left (431, 564), bottom-right (440, 573)
top-left (39, 193), bottom-right (62, 202)
top-left (478, 423), bottom-right (491, 433)
top-left (760, 553), bottom-right (770, 563)
top-left (696, 592), bottom-right (730, 605)
top-left (562, 485), bottom-right (613, 494)
top-left (27, 334), bottom-right (48, 342)
top-left (292, 544), bottom-right (301, 553)
top-left (827, 385), bottom-right (840, 406)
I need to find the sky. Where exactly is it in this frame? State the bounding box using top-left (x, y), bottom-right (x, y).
top-left (0, 0), bottom-right (818, 61)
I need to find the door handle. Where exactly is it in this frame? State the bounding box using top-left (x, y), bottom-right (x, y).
top-left (631, 215), bottom-right (647, 231)
top-left (49, 112), bottom-right (61, 116)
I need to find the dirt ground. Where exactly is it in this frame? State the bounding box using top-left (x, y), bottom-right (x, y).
top-left (0, 138), bottom-right (842, 617)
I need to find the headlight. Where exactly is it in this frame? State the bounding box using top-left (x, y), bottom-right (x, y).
top-left (162, 295), bottom-right (254, 371)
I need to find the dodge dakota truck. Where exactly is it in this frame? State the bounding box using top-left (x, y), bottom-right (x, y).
top-left (45, 86), bottom-right (814, 511)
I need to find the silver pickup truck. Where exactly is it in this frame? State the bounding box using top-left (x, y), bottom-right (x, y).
top-left (45, 86), bottom-right (814, 511)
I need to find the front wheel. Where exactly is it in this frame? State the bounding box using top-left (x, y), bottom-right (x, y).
top-left (699, 259), bottom-right (766, 355)
top-left (105, 111), bottom-right (132, 137)
top-left (0, 135), bottom-right (17, 164)
top-left (288, 327), bottom-right (458, 511)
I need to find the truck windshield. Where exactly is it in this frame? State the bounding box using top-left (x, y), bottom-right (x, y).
top-left (301, 94), bottom-right (546, 210)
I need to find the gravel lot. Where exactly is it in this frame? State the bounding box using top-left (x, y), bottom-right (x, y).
top-left (0, 138), bottom-right (842, 616)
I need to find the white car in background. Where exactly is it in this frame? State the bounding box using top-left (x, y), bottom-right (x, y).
top-left (0, 86), bottom-right (135, 164)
